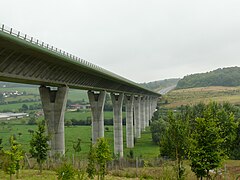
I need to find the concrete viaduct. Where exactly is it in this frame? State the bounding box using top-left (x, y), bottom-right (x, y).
top-left (0, 24), bottom-right (160, 157)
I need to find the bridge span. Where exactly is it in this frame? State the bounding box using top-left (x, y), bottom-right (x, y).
top-left (0, 24), bottom-right (160, 157)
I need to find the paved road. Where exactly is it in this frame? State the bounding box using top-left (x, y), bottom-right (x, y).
top-left (158, 85), bottom-right (176, 95)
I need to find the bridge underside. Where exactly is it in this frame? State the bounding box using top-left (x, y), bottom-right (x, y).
top-left (0, 32), bottom-right (157, 96)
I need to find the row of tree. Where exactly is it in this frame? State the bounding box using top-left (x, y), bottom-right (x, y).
top-left (150, 102), bottom-right (239, 179)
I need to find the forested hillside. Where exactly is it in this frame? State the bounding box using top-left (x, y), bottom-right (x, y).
top-left (140, 78), bottom-right (180, 91)
top-left (176, 67), bottom-right (240, 89)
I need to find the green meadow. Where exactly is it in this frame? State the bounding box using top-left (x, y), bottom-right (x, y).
top-left (0, 119), bottom-right (159, 159)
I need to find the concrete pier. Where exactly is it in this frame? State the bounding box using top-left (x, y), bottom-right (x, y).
top-left (145, 96), bottom-right (149, 127)
top-left (148, 97), bottom-right (152, 122)
top-left (140, 96), bottom-right (146, 131)
top-left (134, 96), bottom-right (141, 138)
top-left (88, 90), bottom-right (106, 144)
top-left (125, 94), bottom-right (134, 148)
top-left (39, 85), bottom-right (68, 156)
top-left (111, 93), bottom-right (124, 157)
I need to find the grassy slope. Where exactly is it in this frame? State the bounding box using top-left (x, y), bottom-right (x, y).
top-left (163, 86), bottom-right (240, 108)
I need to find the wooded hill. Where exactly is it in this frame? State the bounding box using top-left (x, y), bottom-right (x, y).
top-left (140, 78), bottom-right (180, 91)
top-left (176, 66), bottom-right (240, 89)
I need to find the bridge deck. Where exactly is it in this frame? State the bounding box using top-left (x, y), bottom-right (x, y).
top-left (0, 24), bottom-right (160, 96)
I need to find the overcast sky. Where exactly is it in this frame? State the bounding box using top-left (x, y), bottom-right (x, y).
top-left (1, 0), bottom-right (240, 83)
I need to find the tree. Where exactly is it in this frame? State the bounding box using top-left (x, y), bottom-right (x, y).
top-left (150, 118), bottom-right (168, 145)
top-left (160, 111), bottom-right (189, 180)
top-left (189, 117), bottom-right (224, 180)
top-left (0, 138), bottom-right (3, 168)
top-left (188, 103), bottom-right (225, 180)
top-left (0, 138), bottom-right (2, 150)
top-left (86, 143), bottom-right (97, 179)
top-left (73, 138), bottom-right (82, 155)
top-left (20, 104), bottom-right (28, 112)
top-left (29, 122), bottom-right (50, 173)
top-left (65, 119), bottom-right (72, 127)
top-left (2, 135), bottom-right (23, 180)
top-left (27, 117), bottom-right (37, 125)
top-left (0, 93), bottom-right (5, 104)
top-left (18, 132), bottom-right (22, 139)
top-left (95, 138), bottom-right (112, 180)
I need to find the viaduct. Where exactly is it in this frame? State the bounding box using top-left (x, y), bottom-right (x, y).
top-left (0, 24), bottom-right (160, 157)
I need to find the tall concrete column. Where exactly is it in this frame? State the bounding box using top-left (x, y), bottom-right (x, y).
top-left (149, 97), bottom-right (152, 122)
top-left (39, 85), bottom-right (69, 156)
top-left (140, 96), bottom-right (146, 131)
top-left (145, 96), bottom-right (150, 127)
top-left (88, 90), bottom-right (106, 144)
top-left (125, 94), bottom-right (134, 148)
top-left (111, 93), bottom-right (124, 157)
top-left (152, 98), bottom-right (158, 115)
top-left (134, 96), bottom-right (141, 138)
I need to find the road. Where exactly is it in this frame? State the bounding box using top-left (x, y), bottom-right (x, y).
top-left (158, 85), bottom-right (176, 95)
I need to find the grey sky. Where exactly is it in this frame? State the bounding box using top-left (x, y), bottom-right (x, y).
top-left (1, 0), bottom-right (240, 83)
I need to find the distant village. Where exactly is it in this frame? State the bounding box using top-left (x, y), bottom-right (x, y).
top-left (2, 90), bottom-right (24, 97)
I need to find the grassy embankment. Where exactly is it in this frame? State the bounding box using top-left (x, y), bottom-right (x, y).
top-left (163, 86), bottom-right (240, 108)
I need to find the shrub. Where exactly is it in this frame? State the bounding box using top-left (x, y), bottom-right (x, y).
top-left (56, 163), bottom-right (76, 180)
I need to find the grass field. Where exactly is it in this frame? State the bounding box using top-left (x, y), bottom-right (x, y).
top-left (0, 102), bottom-right (41, 112)
top-left (0, 119), bottom-right (158, 159)
top-left (163, 86), bottom-right (240, 108)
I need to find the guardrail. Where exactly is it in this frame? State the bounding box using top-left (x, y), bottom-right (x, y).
top-left (0, 24), bottom-right (104, 70)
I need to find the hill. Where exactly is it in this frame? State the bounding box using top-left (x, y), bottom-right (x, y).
top-left (162, 86), bottom-right (240, 108)
top-left (176, 67), bottom-right (240, 89)
top-left (140, 78), bottom-right (180, 91)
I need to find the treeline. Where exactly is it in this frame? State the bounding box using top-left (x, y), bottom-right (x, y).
top-left (140, 78), bottom-right (180, 91)
top-left (176, 66), bottom-right (240, 89)
top-left (150, 101), bottom-right (240, 179)
top-left (65, 118), bottom-right (127, 126)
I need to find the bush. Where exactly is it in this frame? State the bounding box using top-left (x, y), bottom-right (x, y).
top-left (56, 163), bottom-right (76, 180)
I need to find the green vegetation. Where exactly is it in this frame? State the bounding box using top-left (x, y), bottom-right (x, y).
top-left (187, 103), bottom-right (236, 179)
top-left (176, 66), bottom-right (240, 89)
top-left (2, 135), bottom-right (23, 180)
top-left (140, 78), bottom-right (180, 91)
top-left (56, 163), bottom-right (76, 180)
top-left (160, 111), bottom-right (189, 179)
top-left (0, 120), bottom-right (158, 159)
top-left (29, 123), bottom-right (50, 173)
top-left (151, 101), bottom-right (240, 179)
top-left (87, 143), bottom-right (96, 179)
